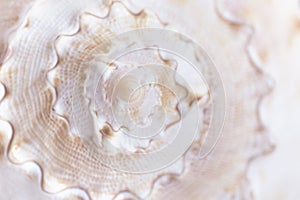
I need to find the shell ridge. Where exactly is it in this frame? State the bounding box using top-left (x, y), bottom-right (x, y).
top-left (214, 0), bottom-right (276, 197)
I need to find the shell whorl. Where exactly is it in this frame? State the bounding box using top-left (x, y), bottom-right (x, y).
top-left (0, 0), bottom-right (274, 199)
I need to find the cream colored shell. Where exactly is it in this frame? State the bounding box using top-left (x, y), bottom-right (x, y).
top-left (0, 0), bottom-right (275, 199)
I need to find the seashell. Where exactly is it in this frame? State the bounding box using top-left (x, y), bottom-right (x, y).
top-left (0, 0), bottom-right (281, 199)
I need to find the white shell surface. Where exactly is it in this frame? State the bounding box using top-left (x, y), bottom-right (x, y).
top-left (0, 0), bottom-right (298, 199)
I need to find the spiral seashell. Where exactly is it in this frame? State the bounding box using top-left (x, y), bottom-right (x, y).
top-left (0, 0), bottom-right (278, 199)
